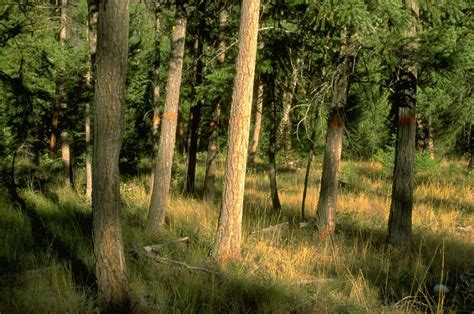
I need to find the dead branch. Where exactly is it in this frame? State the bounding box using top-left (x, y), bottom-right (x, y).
top-left (145, 254), bottom-right (218, 276)
top-left (143, 236), bottom-right (190, 253)
top-left (251, 222), bottom-right (289, 236)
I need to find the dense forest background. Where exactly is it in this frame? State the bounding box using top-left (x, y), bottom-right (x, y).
top-left (0, 0), bottom-right (473, 312)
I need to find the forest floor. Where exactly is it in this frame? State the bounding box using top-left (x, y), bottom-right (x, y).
top-left (0, 156), bottom-right (473, 313)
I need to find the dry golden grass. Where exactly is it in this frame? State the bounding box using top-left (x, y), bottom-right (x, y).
top-left (1, 158), bottom-right (472, 312)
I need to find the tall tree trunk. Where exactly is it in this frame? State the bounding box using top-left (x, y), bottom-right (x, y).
top-left (387, 0), bottom-right (419, 246)
top-left (301, 129), bottom-right (317, 220)
top-left (92, 0), bottom-right (130, 311)
top-left (59, 0), bottom-right (72, 187)
top-left (185, 4), bottom-right (205, 195)
top-left (176, 107), bottom-right (186, 154)
top-left (267, 76), bottom-right (281, 211)
top-left (278, 61), bottom-right (298, 159)
top-left (248, 78), bottom-right (263, 166)
top-left (85, 0), bottom-right (98, 199)
top-left (203, 5), bottom-right (227, 203)
top-left (150, 1), bottom-right (162, 190)
top-left (147, 1), bottom-right (187, 238)
top-left (212, 0), bottom-right (260, 262)
top-left (315, 43), bottom-right (353, 237)
top-left (315, 107), bottom-right (345, 237)
top-left (469, 124), bottom-right (473, 172)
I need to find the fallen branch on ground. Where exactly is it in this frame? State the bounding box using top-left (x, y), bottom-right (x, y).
top-left (251, 222), bottom-right (289, 236)
top-left (143, 236), bottom-right (190, 253)
top-left (145, 254), bottom-right (218, 276)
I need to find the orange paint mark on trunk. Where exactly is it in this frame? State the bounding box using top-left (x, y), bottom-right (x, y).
top-left (399, 114), bottom-right (416, 126)
top-left (318, 226), bottom-right (331, 241)
top-left (330, 114), bottom-right (342, 129)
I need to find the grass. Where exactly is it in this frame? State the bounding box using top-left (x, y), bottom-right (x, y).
top-left (0, 155), bottom-right (473, 313)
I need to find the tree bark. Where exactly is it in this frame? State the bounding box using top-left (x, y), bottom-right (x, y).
top-left (248, 78), bottom-right (263, 166)
top-left (267, 76), bottom-right (281, 211)
top-left (278, 61), bottom-right (298, 158)
top-left (185, 4), bottom-right (206, 195)
top-left (301, 129), bottom-right (317, 220)
top-left (92, 0), bottom-right (130, 311)
top-left (387, 0), bottom-right (419, 246)
top-left (315, 42), bottom-right (353, 237)
top-left (469, 124), bottom-right (473, 172)
top-left (147, 0), bottom-right (187, 238)
top-left (85, 0), bottom-right (98, 199)
top-left (59, 0), bottom-right (72, 187)
top-left (150, 0), bottom-right (162, 190)
top-left (203, 5), bottom-right (227, 203)
top-left (212, 0), bottom-right (260, 262)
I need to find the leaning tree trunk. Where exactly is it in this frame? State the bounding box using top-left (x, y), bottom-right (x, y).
top-left (315, 46), bottom-right (353, 238)
top-left (301, 128), bottom-right (317, 220)
top-left (92, 0), bottom-right (130, 311)
top-left (387, 0), bottom-right (418, 246)
top-left (203, 5), bottom-right (227, 203)
top-left (185, 4), bottom-right (205, 195)
top-left (212, 0), bottom-right (260, 262)
top-left (267, 76), bottom-right (281, 211)
top-left (150, 0), bottom-right (162, 190)
top-left (147, 1), bottom-right (187, 238)
top-left (248, 78), bottom-right (263, 166)
top-left (85, 0), bottom-right (98, 199)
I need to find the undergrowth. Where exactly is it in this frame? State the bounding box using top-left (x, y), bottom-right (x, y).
top-left (0, 157), bottom-right (472, 313)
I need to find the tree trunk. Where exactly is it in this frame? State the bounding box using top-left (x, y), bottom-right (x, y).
top-left (387, 0), bottom-right (418, 246)
top-left (85, 0), bottom-right (98, 200)
top-left (267, 76), bottom-right (281, 211)
top-left (176, 107), bottom-right (186, 154)
top-left (150, 1), bottom-right (162, 190)
top-left (469, 124), bottom-right (473, 172)
top-left (278, 61), bottom-right (298, 158)
top-left (248, 78), bottom-right (263, 166)
top-left (301, 130), bottom-right (317, 220)
top-left (185, 7), bottom-right (205, 195)
top-left (147, 1), bottom-right (187, 238)
top-left (315, 107), bottom-right (344, 236)
top-left (212, 0), bottom-right (260, 262)
top-left (59, 0), bottom-right (73, 187)
top-left (203, 5), bottom-right (227, 204)
top-left (92, 0), bottom-right (130, 311)
top-left (315, 44), bottom-right (353, 237)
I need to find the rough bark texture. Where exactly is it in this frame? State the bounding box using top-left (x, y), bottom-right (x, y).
top-left (315, 45), bottom-right (353, 237)
top-left (49, 0), bottom-right (68, 157)
top-left (248, 78), bottom-right (263, 166)
top-left (267, 76), bottom-right (281, 211)
top-left (59, 0), bottom-right (72, 187)
top-left (92, 0), bottom-right (130, 311)
top-left (315, 108), bottom-right (344, 236)
top-left (150, 1), bottom-right (162, 190)
top-left (147, 1), bottom-right (187, 238)
top-left (387, 0), bottom-right (418, 246)
top-left (278, 62), bottom-right (298, 158)
top-left (301, 130), bottom-right (317, 220)
top-left (212, 0), bottom-right (260, 262)
top-left (185, 4), bottom-right (205, 195)
top-left (203, 6), bottom-right (227, 203)
top-left (85, 0), bottom-right (98, 199)
top-left (469, 125), bottom-right (473, 172)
